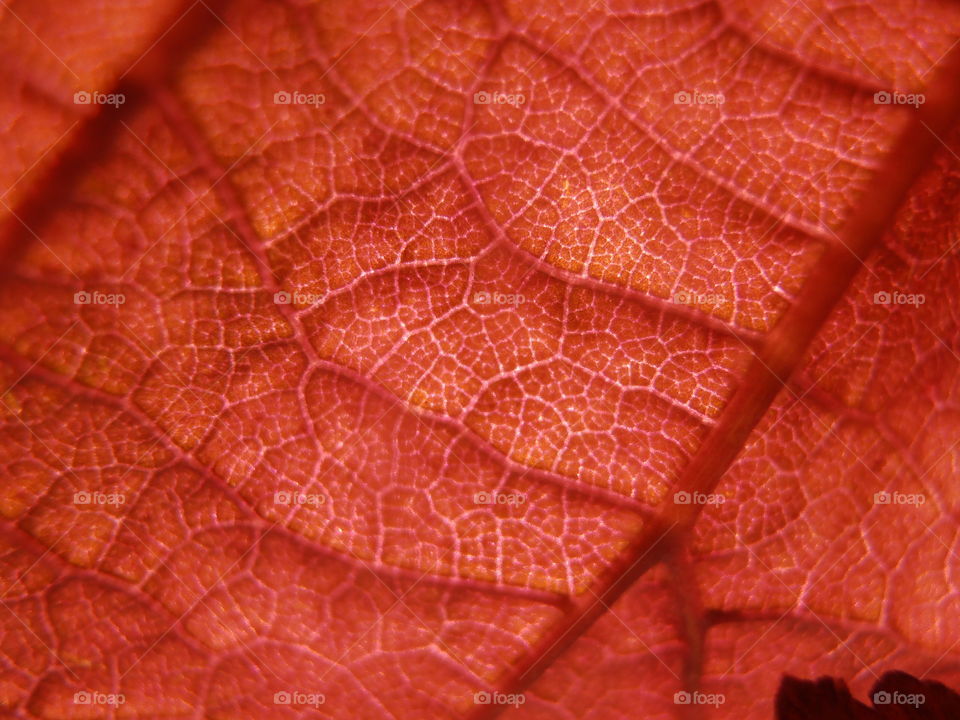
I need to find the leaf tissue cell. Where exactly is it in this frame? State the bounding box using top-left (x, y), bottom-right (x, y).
top-left (0, 1), bottom-right (959, 718)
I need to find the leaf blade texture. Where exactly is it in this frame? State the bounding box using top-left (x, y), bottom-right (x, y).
top-left (1, 0), bottom-right (959, 718)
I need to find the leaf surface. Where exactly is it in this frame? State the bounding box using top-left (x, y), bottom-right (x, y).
top-left (1, 1), bottom-right (959, 718)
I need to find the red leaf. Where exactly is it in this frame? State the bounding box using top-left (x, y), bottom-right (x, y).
top-left (1, 1), bottom-right (959, 718)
